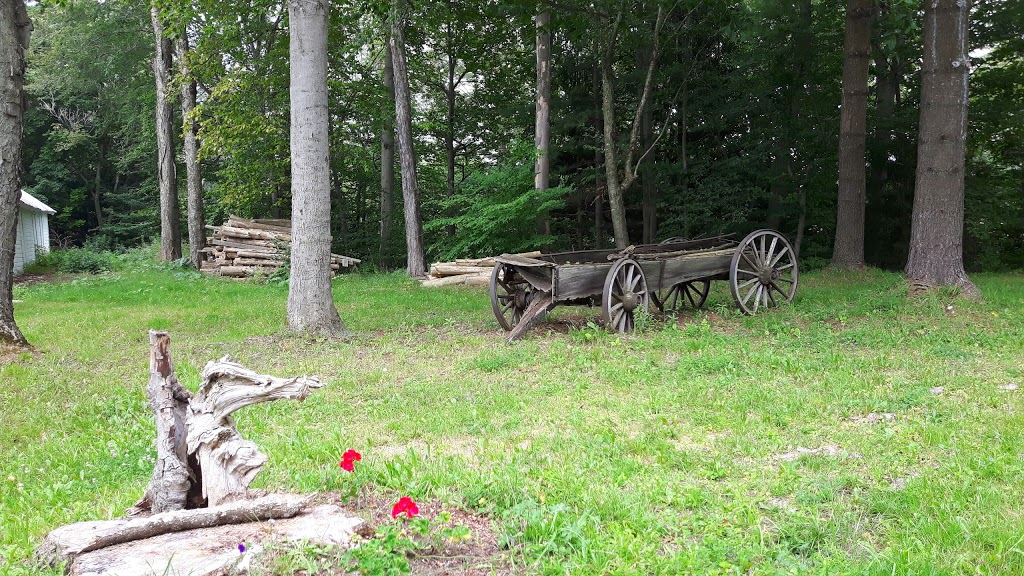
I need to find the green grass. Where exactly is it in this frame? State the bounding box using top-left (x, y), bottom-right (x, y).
top-left (2, 263), bottom-right (1024, 575)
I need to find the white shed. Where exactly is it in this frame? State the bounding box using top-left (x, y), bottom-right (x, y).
top-left (14, 190), bottom-right (56, 275)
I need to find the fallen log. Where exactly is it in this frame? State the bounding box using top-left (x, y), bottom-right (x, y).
top-left (213, 225), bottom-right (291, 242)
top-left (38, 494), bottom-right (311, 565)
top-left (226, 215), bottom-right (292, 234)
top-left (430, 263), bottom-right (493, 277)
top-left (421, 271), bottom-right (490, 287)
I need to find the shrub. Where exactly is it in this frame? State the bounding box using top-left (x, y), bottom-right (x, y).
top-left (28, 247), bottom-right (116, 274)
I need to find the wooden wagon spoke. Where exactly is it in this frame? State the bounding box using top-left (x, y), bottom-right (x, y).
top-left (736, 277), bottom-right (759, 292)
top-left (769, 281), bottom-right (789, 300)
top-left (768, 246), bottom-right (790, 268)
top-left (741, 283), bottom-right (759, 307)
top-left (775, 262), bottom-right (795, 272)
top-left (774, 276), bottom-right (795, 284)
top-left (766, 286), bottom-right (777, 306)
top-left (752, 285), bottom-right (763, 314)
top-left (742, 251), bottom-right (761, 272)
top-left (736, 268), bottom-right (758, 277)
top-left (766, 236), bottom-right (778, 266)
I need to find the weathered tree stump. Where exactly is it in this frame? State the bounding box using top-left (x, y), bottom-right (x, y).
top-left (36, 332), bottom-right (359, 573)
top-left (132, 331), bottom-right (324, 514)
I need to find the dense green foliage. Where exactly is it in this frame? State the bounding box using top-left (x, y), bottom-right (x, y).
top-left (19, 0), bottom-right (1022, 269)
top-left (4, 267), bottom-right (1024, 573)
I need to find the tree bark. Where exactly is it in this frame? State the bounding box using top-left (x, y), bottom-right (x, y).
top-left (151, 6), bottom-right (182, 261)
top-left (287, 0), bottom-right (346, 333)
top-left (138, 331), bottom-right (194, 513)
top-left (593, 61), bottom-right (604, 249)
top-left (766, 0), bottom-right (812, 232)
top-left (905, 0), bottom-right (977, 294)
top-left (867, 49), bottom-right (900, 205)
top-left (640, 48), bottom-right (656, 244)
top-left (93, 141), bottom-right (104, 228)
top-left (600, 6), bottom-right (666, 249)
top-left (831, 0), bottom-right (873, 268)
top-left (177, 34), bottom-right (206, 270)
top-left (534, 9), bottom-right (552, 236)
top-left (600, 9), bottom-right (629, 248)
top-left (0, 0), bottom-right (31, 348)
top-left (389, 0), bottom-right (426, 277)
top-left (379, 38), bottom-right (395, 263)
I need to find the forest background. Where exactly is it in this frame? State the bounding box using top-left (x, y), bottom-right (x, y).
top-left (19, 0), bottom-right (1024, 272)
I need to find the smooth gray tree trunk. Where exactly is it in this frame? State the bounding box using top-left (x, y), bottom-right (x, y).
top-left (286, 0), bottom-right (346, 333)
top-left (150, 6), bottom-right (181, 262)
top-left (831, 0), bottom-right (873, 268)
top-left (534, 10), bottom-right (552, 236)
top-left (0, 0), bottom-right (31, 347)
top-left (176, 34), bottom-right (205, 270)
top-left (389, 0), bottom-right (425, 277)
top-left (905, 0), bottom-right (977, 294)
top-left (379, 39), bottom-right (395, 263)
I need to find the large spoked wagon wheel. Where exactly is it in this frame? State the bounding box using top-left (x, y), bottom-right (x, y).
top-left (729, 229), bottom-right (798, 315)
top-left (655, 280), bottom-right (711, 313)
top-left (490, 263), bottom-right (533, 331)
top-left (602, 259), bottom-right (650, 333)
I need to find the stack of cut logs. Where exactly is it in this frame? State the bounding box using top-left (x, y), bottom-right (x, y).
top-left (422, 251), bottom-right (541, 287)
top-left (201, 216), bottom-right (361, 278)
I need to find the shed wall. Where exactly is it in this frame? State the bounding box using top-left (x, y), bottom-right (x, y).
top-left (13, 208), bottom-right (50, 275)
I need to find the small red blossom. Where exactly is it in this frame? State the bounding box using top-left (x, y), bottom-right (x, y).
top-left (339, 449), bottom-right (362, 472)
top-left (391, 496), bottom-right (419, 519)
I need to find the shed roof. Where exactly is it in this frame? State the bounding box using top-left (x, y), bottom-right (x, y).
top-left (20, 190), bottom-right (56, 215)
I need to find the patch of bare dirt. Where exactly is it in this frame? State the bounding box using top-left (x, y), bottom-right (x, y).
top-left (318, 491), bottom-right (512, 576)
top-left (0, 343), bottom-right (34, 364)
top-left (13, 273), bottom-right (73, 286)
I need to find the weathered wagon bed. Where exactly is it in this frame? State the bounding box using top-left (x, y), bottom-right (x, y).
top-left (490, 230), bottom-right (798, 341)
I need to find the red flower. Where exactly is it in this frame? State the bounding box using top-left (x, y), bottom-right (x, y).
top-left (339, 449), bottom-right (362, 472)
top-left (391, 496), bottom-right (419, 519)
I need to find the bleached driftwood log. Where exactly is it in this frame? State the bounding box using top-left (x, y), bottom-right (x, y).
top-left (132, 331), bottom-right (324, 514)
top-left (187, 356), bottom-right (324, 506)
top-left (136, 331), bottom-right (195, 513)
top-left (38, 494), bottom-right (311, 565)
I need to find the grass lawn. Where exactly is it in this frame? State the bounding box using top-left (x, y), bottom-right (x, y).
top-left (2, 261), bottom-right (1023, 575)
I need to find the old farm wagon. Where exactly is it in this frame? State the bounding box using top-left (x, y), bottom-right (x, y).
top-left (490, 229), bottom-right (798, 340)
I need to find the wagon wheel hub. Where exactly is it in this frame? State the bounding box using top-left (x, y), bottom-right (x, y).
top-left (515, 289), bottom-right (530, 309)
top-left (621, 292), bottom-right (640, 311)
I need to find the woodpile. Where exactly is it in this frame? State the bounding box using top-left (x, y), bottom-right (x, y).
top-left (422, 251), bottom-right (541, 287)
top-left (200, 216), bottom-right (360, 278)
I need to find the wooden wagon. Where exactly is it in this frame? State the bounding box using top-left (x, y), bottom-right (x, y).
top-left (489, 229), bottom-right (799, 341)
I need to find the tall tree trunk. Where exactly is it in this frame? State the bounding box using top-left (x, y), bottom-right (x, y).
top-left (600, 6), bottom-right (666, 249)
top-left (93, 141), bottom-right (104, 228)
top-left (534, 9), bottom-right (552, 237)
top-left (379, 39), bottom-right (396, 263)
top-left (389, 0), bottom-right (425, 277)
top-left (831, 0), bottom-right (873, 268)
top-left (601, 11), bottom-right (629, 249)
top-left (679, 82), bottom-right (689, 238)
top-left (286, 0), bottom-right (345, 333)
top-left (444, 27), bottom-right (457, 239)
top-left (640, 48), bottom-right (656, 244)
top-left (0, 0), bottom-right (31, 347)
top-left (867, 50), bottom-right (900, 203)
top-left (176, 34), bottom-right (205, 270)
top-left (151, 6), bottom-right (181, 261)
top-left (593, 62), bottom-right (605, 249)
top-left (767, 0), bottom-right (812, 232)
top-left (905, 0), bottom-right (977, 294)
